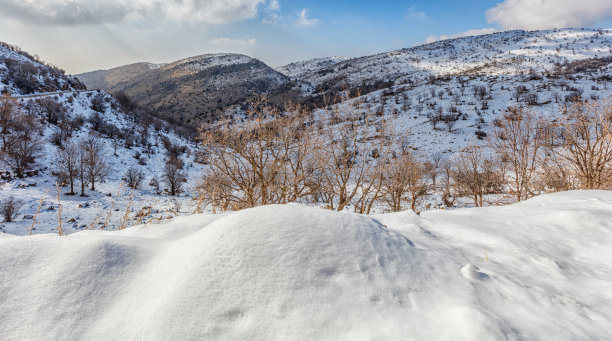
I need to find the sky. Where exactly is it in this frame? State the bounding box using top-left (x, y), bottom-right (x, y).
top-left (1, 0), bottom-right (611, 74)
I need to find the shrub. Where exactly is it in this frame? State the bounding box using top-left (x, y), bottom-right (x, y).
top-left (0, 197), bottom-right (24, 222)
top-left (125, 167), bottom-right (145, 189)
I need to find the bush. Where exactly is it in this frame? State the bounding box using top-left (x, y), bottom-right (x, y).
top-left (125, 167), bottom-right (145, 189)
top-left (0, 197), bottom-right (24, 222)
top-left (90, 93), bottom-right (106, 113)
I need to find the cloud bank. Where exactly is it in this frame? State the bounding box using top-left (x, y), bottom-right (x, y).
top-left (211, 37), bottom-right (256, 47)
top-left (486, 0), bottom-right (612, 30)
top-left (424, 28), bottom-right (498, 44)
top-left (0, 0), bottom-right (271, 26)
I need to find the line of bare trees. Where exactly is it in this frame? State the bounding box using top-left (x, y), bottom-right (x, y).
top-left (55, 135), bottom-right (110, 196)
top-left (447, 98), bottom-right (611, 207)
top-left (197, 96), bottom-right (612, 213)
top-left (198, 97), bottom-right (430, 213)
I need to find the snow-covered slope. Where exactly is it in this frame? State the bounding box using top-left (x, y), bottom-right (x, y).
top-left (1, 191), bottom-right (611, 340)
top-left (0, 44), bottom-right (206, 235)
top-left (76, 53), bottom-right (290, 124)
top-left (295, 28), bottom-right (612, 88)
top-left (75, 62), bottom-right (163, 91)
top-left (275, 56), bottom-right (350, 79)
top-left (0, 90), bottom-right (206, 236)
top-left (293, 28), bottom-right (612, 158)
top-left (0, 42), bottom-right (85, 95)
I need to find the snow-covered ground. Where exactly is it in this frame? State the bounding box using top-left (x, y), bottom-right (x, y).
top-left (1, 190), bottom-right (611, 340)
top-left (272, 28), bottom-right (612, 158)
top-left (0, 90), bottom-right (207, 235)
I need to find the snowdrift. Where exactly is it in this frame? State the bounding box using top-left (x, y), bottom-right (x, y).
top-left (1, 191), bottom-right (612, 340)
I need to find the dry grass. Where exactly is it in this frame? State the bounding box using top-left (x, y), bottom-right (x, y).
top-left (118, 187), bottom-right (135, 230)
top-left (28, 189), bottom-right (48, 236)
top-left (55, 182), bottom-right (63, 236)
top-left (102, 182), bottom-right (124, 230)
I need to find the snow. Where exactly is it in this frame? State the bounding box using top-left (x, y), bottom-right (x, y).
top-left (1, 190), bottom-right (611, 340)
top-left (0, 90), bottom-right (207, 235)
top-left (277, 28), bottom-right (612, 158)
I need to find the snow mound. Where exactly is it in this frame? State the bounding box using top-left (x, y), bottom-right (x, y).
top-left (2, 191), bottom-right (612, 340)
top-left (460, 264), bottom-right (488, 280)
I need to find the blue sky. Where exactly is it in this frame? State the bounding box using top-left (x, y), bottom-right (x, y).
top-left (0, 0), bottom-right (611, 73)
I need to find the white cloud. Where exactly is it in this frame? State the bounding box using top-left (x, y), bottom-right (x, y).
top-left (424, 28), bottom-right (498, 44)
top-left (406, 6), bottom-right (427, 20)
top-left (268, 0), bottom-right (280, 11)
top-left (0, 0), bottom-right (268, 26)
top-left (210, 37), bottom-right (256, 47)
top-left (295, 8), bottom-right (319, 26)
top-left (486, 0), bottom-right (612, 30)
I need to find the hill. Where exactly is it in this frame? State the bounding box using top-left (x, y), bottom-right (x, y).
top-left (77, 54), bottom-right (289, 125)
top-left (75, 62), bottom-right (163, 91)
top-left (78, 28), bottom-right (612, 157)
top-left (0, 43), bottom-right (206, 236)
top-left (0, 42), bottom-right (85, 95)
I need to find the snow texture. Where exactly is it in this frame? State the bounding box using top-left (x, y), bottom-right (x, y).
top-left (1, 190), bottom-right (611, 340)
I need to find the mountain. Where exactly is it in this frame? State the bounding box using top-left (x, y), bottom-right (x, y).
top-left (0, 42), bottom-right (85, 95)
top-left (274, 28), bottom-right (612, 157)
top-left (286, 29), bottom-right (611, 91)
top-left (77, 54), bottom-right (289, 125)
top-left (77, 28), bottom-right (611, 132)
top-left (75, 62), bottom-right (163, 91)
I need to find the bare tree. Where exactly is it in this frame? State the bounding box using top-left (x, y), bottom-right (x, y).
top-left (125, 167), bottom-right (145, 189)
top-left (443, 114), bottom-right (459, 132)
top-left (1, 112), bottom-right (43, 178)
top-left (81, 136), bottom-right (110, 191)
top-left (90, 93), bottom-right (106, 113)
top-left (452, 145), bottom-right (500, 207)
top-left (0, 197), bottom-right (24, 222)
top-left (78, 146), bottom-right (88, 196)
top-left (382, 153), bottom-right (428, 212)
top-left (0, 94), bottom-right (17, 149)
top-left (489, 107), bottom-right (547, 201)
top-left (149, 176), bottom-right (161, 195)
top-left (199, 98), bottom-right (287, 208)
top-left (163, 155), bottom-right (187, 196)
top-left (55, 140), bottom-right (80, 195)
top-left (558, 99), bottom-right (612, 189)
top-left (352, 122), bottom-right (393, 214)
top-left (426, 153), bottom-right (444, 189)
top-left (315, 104), bottom-right (380, 211)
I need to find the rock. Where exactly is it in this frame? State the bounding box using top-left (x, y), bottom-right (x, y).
top-left (23, 214), bottom-right (34, 219)
top-left (78, 202), bottom-right (89, 208)
top-left (67, 218), bottom-right (76, 223)
top-left (17, 180), bottom-right (37, 188)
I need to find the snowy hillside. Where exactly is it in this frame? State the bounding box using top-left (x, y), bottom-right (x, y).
top-left (76, 53), bottom-right (290, 125)
top-left (73, 28), bottom-right (612, 158)
top-left (1, 191), bottom-right (611, 340)
top-left (1, 43), bottom-right (207, 236)
top-left (0, 42), bottom-right (85, 95)
top-left (293, 28), bottom-right (612, 87)
top-left (275, 56), bottom-right (350, 79)
top-left (292, 28), bottom-right (612, 157)
top-left (0, 90), bottom-right (206, 236)
top-left (75, 62), bottom-right (163, 91)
